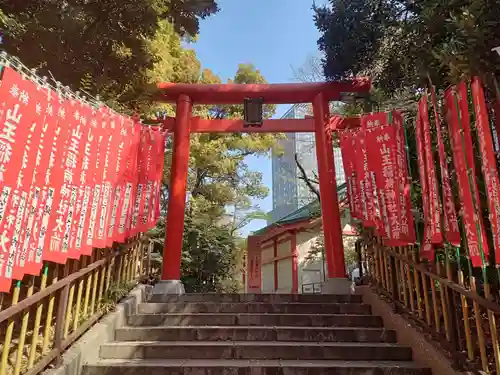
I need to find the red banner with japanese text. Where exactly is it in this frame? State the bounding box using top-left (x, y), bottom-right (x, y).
top-left (119, 122), bottom-right (142, 241)
top-left (153, 130), bottom-right (167, 225)
top-left (113, 120), bottom-right (138, 242)
top-left (418, 98), bottom-right (443, 244)
top-left (391, 110), bottom-right (416, 244)
top-left (339, 129), bottom-right (362, 220)
top-left (74, 107), bottom-right (101, 256)
top-left (93, 112), bottom-right (116, 248)
top-left (0, 67), bottom-right (20, 291)
top-left (363, 112), bottom-right (415, 246)
top-left (414, 106), bottom-right (434, 260)
top-left (98, 112), bottom-right (123, 248)
top-left (13, 84), bottom-right (62, 278)
top-left (22, 88), bottom-right (62, 276)
top-left (356, 124), bottom-right (376, 229)
top-left (471, 77), bottom-right (500, 264)
top-left (362, 113), bottom-right (393, 236)
top-left (107, 115), bottom-right (134, 246)
top-left (147, 129), bottom-right (165, 229)
top-left (445, 86), bottom-right (488, 267)
top-left (429, 86), bottom-right (461, 246)
top-left (82, 108), bottom-right (107, 252)
top-left (44, 99), bottom-right (78, 264)
top-left (63, 103), bottom-right (95, 260)
top-left (364, 123), bottom-right (401, 244)
top-left (0, 69), bottom-right (44, 289)
top-left (138, 128), bottom-right (156, 233)
top-left (36, 98), bottom-right (71, 265)
top-left (130, 127), bottom-right (151, 235)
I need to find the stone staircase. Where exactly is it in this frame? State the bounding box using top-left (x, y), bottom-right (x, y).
top-left (83, 293), bottom-right (431, 375)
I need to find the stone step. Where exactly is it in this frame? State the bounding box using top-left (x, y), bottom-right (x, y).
top-left (148, 293), bottom-right (362, 304)
top-left (138, 302), bottom-right (371, 314)
top-left (99, 341), bottom-right (412, 361)
top-left (115, 326), bottom-right (396, 342)
top-left (128, 313), bottom-right (383, 327)
top-left (84, 359), bottom-right (431, 375)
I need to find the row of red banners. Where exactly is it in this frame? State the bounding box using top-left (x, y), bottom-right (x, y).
top-left (339, 77), bottom-right (499, 267)
top-left (339, 110), bottom-right (416, 248)
top-left (0, 66), bottom-right (166, 292)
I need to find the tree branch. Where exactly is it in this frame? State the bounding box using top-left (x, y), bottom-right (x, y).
top-left (294, 153), bottom-right (320, 201)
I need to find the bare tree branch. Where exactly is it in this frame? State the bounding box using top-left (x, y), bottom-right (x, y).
top-left (294, 153), bottom-right (320, 201)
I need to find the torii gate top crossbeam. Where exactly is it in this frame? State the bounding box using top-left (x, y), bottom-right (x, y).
top-left (156, 78), bottom-right (371, 105)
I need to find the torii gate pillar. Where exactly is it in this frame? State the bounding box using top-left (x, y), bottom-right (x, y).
top-left (313, 94), bottom-right (350, 293)
top-left (152, 94), bottom-right (192, 297)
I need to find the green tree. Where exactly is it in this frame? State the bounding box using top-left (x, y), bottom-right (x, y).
top-left (314, 0), bottom-right (500, 95)
top-left (0, 0), bottom-right (218, 112)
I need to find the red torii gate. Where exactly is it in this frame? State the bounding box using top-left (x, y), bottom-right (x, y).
top-left (154, 79), bottom-right (371, 295)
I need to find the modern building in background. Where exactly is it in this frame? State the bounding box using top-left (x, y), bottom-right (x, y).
top-left (268, 104), bottom-right (345, 224)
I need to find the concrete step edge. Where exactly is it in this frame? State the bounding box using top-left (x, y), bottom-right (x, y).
top-left (86, 359), bottom-right (425, 368)
top-left (101, 341), bottom-right (406, 348)
top-left (131, 313), bottom-right (378, 317)
top-left (140, 302), bottom-right (367, 305)
top-left (117, 326), bottom-right (391, 331)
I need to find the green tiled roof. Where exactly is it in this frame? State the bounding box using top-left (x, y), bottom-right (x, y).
top-left (253, 182), bottom-right (348, 236)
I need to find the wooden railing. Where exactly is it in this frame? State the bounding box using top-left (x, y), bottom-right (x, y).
top-left (0, 236), bottom-right (150, 375)
top-left (358, 232), bottom-right (500, 374)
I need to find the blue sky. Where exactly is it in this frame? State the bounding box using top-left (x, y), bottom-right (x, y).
top-left (191, 0), bottom-right (327, 234)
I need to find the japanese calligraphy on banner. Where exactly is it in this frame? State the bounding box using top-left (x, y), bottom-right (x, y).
top-left (339, 130), bottom-right (360, 219)
top-left (391, 111), bottom-right (416, 244)
top-left (429, 86), bottom-right (461, 246)
top-left (356, 120), bottom-right (376, 229)
top-left (153, 130), bottom-right (167, 225)
top-left (417, 98), bottom-right (442, 244)
top-left (362, 112), bottom-right (415, 246)
top-left (23, 90), bottom-right (61, 276)
top-left (342, 132), bottom-right (358, 216)
top-left (471, 77), bottom-right (500, 264)
top-left (0, 66), bottom-right (165, 292)
top-left (414, 107), bottom-right (435, 261)
top-left (115, 121), bottom-right (140, 242)
top-left (107, 115), bottom-right (134, 246)
top-left (138, 128), bottom-right (155, 233)
top-left (445, 86), bottom-right (488, 267)
top-left (130, 127), bottom-right (148, 236)
top-left (96, 112), bottom-right (121, 248)
top-left (76, 107), bottom-right (100, 256)
top-left (148, 129), bottom-right (166, 228)
top-left (10, 81), bottom-right (48, 280)
top-left (44, 99), bottom-right (76, 264)
top-left (0, 68), bottom-right (42, 289)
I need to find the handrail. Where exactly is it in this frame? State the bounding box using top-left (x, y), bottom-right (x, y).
top-left (358, 233), bottom-right (500, 373)
top-left (0, 236), bottom-right (150, 375)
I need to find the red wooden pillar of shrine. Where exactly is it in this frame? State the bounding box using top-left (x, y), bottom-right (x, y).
top-left (313, 93), bottom-right (346, 280)
top-left (156, 94), bottom-right (192, 295)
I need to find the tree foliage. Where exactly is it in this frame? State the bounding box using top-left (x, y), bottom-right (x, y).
top-left (0, 0), bottom-right (218, 112)
top-left (314, 0), bottom-right (500, 95)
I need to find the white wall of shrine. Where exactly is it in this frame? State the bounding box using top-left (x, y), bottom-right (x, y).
top-left (254, 209), bottom-right (356, 294)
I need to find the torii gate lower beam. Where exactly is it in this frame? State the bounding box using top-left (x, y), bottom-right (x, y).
top-left (153, 79), bottom-right (371, 296)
